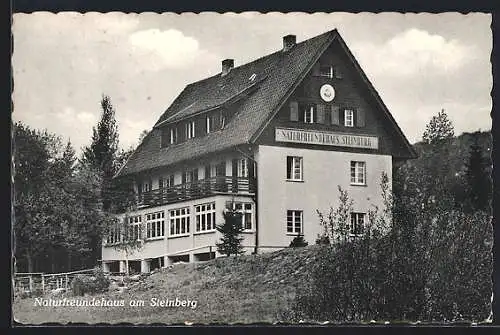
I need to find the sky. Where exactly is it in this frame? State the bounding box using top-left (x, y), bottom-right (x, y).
top-left (12, 12), bottom-right (492, 154)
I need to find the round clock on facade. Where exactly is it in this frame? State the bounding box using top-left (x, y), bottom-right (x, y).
top-left (320, 84), bottom-right (335, 102)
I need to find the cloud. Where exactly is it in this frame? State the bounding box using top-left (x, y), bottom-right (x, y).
top-left (352, 28), bottom-right (477, 77)
top-left (128, 29), bottom-right (215, 71)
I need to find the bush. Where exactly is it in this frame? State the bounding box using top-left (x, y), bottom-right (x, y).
top-left (71, 269), bottom-right (110, 296)
top-left (289, 234), bottom-right (308, 248)
top-left (315, 234), bottom-right (330, 245)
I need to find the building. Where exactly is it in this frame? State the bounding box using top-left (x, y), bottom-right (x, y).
top-left (101, 29), bottom-right (417, 274)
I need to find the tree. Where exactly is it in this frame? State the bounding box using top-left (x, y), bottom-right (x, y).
top-left (13, 122), bottom-right (63, 272)
top-left (138, 129), bottom-right (149, 143)
top-left (81, 95), bottom-right (119, 211)
top-left (80, 95), bottom-right (121, 262)
top-left (422, 109), bottom-right (454, 145)
top-left (216, 208), bottom-right (244, 256)
top-left (464, 132), bottom-right (491, 212)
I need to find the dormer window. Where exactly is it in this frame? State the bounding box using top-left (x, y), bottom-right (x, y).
top-left (206, 115), bottom-right (212, 134)
top-left (319, 65), bottom-right (334, 78)
top-left (170, 127), bottom-right (178, 144)
top-left (304, 106), bottom-right (314, 123)
top-left (186, 121), bottom-right (195, 139)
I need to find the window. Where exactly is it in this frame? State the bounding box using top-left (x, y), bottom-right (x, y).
top-left (146, 211), bottom-right (165, 239)
top-left (350, 161), bottom-right (366, 185)
top-left (186, 121), bottom-right (195, 139)
top-left (160, 175), bottom-right (175, 189)
top-left (126, 215), bottom-right (142, 241)
top-left (344, 109), bottom-right (354, 127)
top-left (237, 158), bottom-right (248, 178)
top-left (350, 213), bottom-right (365, 236)
top-left (287, 210), bottom-right (303, 234)
top-left (303, 105), bottom-right (315, 124)
top-left (169, 207), bottom-right (190, 236)
top-left (106, 225), bottom-right (121, 245)
top-left (183, 168), bottom-right (198, 183)
top-left (221, 114), bottom-right (226, 129)
top-left (286, 156), bottom-right (303, 181)
top-left (195, 202), bottom-right (216, 233)
top-left (206, 115), bottom-right (214, 134)
top-left (319, 65), bottom-right (334, 78)
top-left (142, 181), bottom-right (152, 193)
top-left (170, 127), bottom-right (178, 144)
top-left (228, 202), bottom-right (253, 231)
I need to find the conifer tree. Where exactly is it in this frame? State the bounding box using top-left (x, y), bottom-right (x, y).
top-left (81, 95), bottom-right (119, 212)
top-left (465, 132), bottom-right (491, 212)
top-left (422, 108), bottom-right (454, 145)
top-left (216, 208), bottom-right (244, 256)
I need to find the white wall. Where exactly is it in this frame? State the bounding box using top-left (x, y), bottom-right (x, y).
top-left (256, 145), bottom-right (392, 248)
top-left (102, 194), bottom-right (256, 262)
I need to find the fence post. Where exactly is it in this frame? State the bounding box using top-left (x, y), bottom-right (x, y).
top-left (65, 274), bottom-right (69, 290)
top-left (41, 275), bottom-right (45, 294)
top-left (209, 246), bottom-right (213, 260)
top-left (29, 275), bottom-right (33, 292)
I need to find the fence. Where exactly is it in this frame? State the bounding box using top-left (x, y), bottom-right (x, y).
top-left (14, 268), bottom-right (96, 295)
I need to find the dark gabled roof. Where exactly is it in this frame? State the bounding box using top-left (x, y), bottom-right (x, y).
top-left (116, 29), bottom-right (416, 178)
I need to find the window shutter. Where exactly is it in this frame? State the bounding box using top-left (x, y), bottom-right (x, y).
top-left (290, 101), bottom-right (299, 121)
top-left (248, 160), bottom-right (255, 179)
top-left (317, 104), bottom-right (325, 124)
top-left (216, 162), bottom-right (226, 176)
top-left (169, 174), bottom-right (175, 186)
top-left (159, 177), bottom-right (164, 189)
top-left (334, 66), bottom-right (343, 79)
top-left (356, 108), bottom-right (366, 127)
top-left (181, 171), bottom-right (186, 184)
top-left (213, 112), bottom-right (221, 131)
top-left (161, 128), bottom-right (168, 148)
top-left (286, 156), bottom-right (292, 179)
top-left (137, 182), bottom-right (142, 194)
top-left (192, 168), bottom-right (199, 181)
top-left (331, 106), bottom-right (340, 125)
top-left (205, 165), bottom-right (211, 179)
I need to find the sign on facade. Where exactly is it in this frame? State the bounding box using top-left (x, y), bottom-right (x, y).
top-left (275, 127), bottom-right (379, 150)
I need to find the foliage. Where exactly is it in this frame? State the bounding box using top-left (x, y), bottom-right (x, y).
top-left (292, 120), bottom-right (492, 322)
top-left (216, 208), bottom-right (244, 256)
top-left (107, 212), bottom-right (145, 276)
top-left (464, 132), bottom-right (491, 212)
top-left (71, 268), bottom-right (110, 296)
top-left (422, 109), bottom-right (454, 144)
top-left (317, 186), bottom-right (353, 244)
top-left (315, 234), bottom-right (330, 245)
top-left (289, 234), bottom-right (308, 248)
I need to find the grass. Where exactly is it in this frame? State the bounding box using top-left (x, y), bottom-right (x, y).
top-left (13, 246), bottom-right (323, 325)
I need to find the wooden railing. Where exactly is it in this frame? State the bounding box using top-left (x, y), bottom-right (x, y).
top-left (138, 176), bottom-right (256, 207)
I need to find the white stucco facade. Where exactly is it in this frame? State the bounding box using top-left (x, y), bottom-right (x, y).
top-left (255, 145), bottom-right (392, 248)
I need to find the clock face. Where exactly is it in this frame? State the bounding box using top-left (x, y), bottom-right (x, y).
top-left (320, 84), bottom-right (335, 102)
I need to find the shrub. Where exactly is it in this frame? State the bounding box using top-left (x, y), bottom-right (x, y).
top-left (71, 269), bottom-right (110, 296)
top-left (315, 234), bottom-right (330, 245)
top-left (289, 234), bottom-right (308, 248)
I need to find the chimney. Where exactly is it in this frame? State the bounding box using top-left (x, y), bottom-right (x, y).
top-left (283, 34), bottom-right (296, 52)
top-left (221, 59), bottom-right (234, 76)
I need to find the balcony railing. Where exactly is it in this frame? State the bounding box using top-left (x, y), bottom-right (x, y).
top-left (138, 176), bottom-right (256, 207)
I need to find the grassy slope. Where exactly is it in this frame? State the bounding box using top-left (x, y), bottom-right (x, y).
top-left (13, 246), bottom-right (323, 324)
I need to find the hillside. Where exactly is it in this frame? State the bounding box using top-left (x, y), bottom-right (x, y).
top-left (411, 130), bottom-right (492, 175)
top-left (13, 246), bottom-right (324, 324)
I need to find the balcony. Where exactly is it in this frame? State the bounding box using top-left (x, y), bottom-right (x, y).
top-left (138, 176), bottom-right (256, 207)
